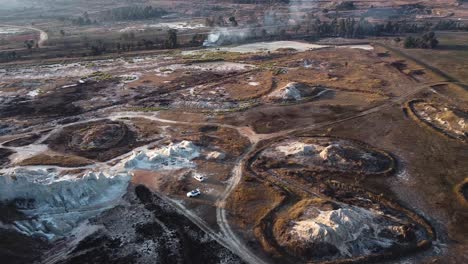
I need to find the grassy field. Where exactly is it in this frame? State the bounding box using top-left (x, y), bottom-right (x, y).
top-left (398, 31), bottom-right (468, 84)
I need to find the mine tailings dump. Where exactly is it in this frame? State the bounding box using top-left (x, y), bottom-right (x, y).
top-left (247, 137), bottom-right (434, 263)
top-left (407, 100), bottom-right (467, 142)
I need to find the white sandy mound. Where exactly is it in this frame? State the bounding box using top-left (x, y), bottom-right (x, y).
top-left (291, 205), bottom-right (396, 257)
top-left (206, 151), bottom-right (226, 160)
top-left (125, 140), bottom-right (200, 170)
top-left (277, 142), bottom-right (316, 156)
top-left (269, 82), bottom-right (302, 101)
top-left (0, 168), bottom-right (130, 239)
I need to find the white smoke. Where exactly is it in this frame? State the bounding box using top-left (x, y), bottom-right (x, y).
top-left (203, 1), bottom-right (319, 47)
top-left (203, 27), bottom-right (251, 46)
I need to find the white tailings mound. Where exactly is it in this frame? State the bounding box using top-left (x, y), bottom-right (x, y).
top-left (277, 142), bottom-right (316, 156)
top-left (291, 205), bottom-right (397, 257)
top-left (124, 140), bottom-right (200, 170)
top-left (0, 140), bottom-right (203, 240)
top-left (269, 82), bottom-right (302, 101)
top-left (0, 168), bottom-right (130, 239)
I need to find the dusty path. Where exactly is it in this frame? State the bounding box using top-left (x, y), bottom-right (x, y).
top-left (0, 24), bottom-right (48, 47)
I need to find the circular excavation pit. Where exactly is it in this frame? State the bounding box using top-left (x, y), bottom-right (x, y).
top-left (267, 183), bottom-right (434, 263)
top-left (252, 137), bottom-right (395, 178)
top-left (408, 100), bottom-right (467, 142)
top-left (46, 120), bottom-right (137, 161)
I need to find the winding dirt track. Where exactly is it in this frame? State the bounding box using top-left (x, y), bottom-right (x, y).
top-left (0, 24), bottom-right (48, 47)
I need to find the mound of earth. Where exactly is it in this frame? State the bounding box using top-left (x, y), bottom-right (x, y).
top-left (47, 120), bottom-right (137, 161)
top-left (410, 101), bottom-right (467, 141)
top-left (254, 137), bottom-right (394, 176)
top-left (273, 198), bottom-right (422, 261)
top-left (268, 82), bottom-right (326, 101)
top-left (124, 141), bottom-right (200, 171)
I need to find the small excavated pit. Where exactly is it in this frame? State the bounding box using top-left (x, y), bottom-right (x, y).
top-left (408, 100), bottom-right (467, 142)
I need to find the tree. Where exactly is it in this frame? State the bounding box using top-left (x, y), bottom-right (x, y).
top-left (403, 32), bottom-right (438, 49)
top-left (24, 40), bottom-right (34, 52)
top-left (404, 36), bottom-right (417, 48)
top-left (228, 16), bottom-right (238, 27)
top-left (165, 29), bottom-right (177, 49)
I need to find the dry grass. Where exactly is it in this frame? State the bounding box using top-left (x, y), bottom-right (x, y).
top-left (19, 154), bottom-right (93, 167)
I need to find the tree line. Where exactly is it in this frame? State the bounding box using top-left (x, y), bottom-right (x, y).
top-left (100, 6), bottom-right (167, 21)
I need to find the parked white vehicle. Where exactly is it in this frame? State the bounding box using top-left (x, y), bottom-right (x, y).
top-left (186, 189), bottom-right (201, 198)
top-left (193, 173), bottom-right (207, 182)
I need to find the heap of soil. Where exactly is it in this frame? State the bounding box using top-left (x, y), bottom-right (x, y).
top-left (273, 198), bottom-right (419, 261)
top-left (253, 137), bottom-right (395, 177)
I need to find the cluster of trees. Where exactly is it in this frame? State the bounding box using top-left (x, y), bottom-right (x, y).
top-left (71, 12), bottom-right (96, 26)
top-left (403, 32), bottom-right (439, 49)
top-left (335, 1), bottom-right (356, 11)
top-left (101, 6), bottom-right (167, 21)
top-left (205, 16), bottom-right (238, 27)
top-left (432, 20), bottom-right (468, 31)
top-left (165, 29), bottom-right (178, 49)
top-left (0, 51), bottom-right (19, 62)
top-left (307, 18), bottom-right (465, 39)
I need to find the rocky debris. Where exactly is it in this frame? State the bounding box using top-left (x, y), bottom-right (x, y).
top-left (124, 140), bottom-right (200, 171)
top-left (412, 102), bottom-right (467, 140)
top-left (268, 82), bottom-right (302, 101)
top-left (268, 82), bottom-right (327, 102)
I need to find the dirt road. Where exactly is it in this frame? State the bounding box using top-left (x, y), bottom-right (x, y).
top-left (0, 24), bottom-right (48, 47)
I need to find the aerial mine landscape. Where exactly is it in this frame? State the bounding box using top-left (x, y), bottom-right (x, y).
top-left (0, 0), bottom-right (467, 263)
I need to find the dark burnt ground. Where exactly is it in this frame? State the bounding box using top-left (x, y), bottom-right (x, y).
top-left (60, 185), bottom-right (244, 264)
top-left (0, 228), bottom-right (50, 264)
top-left (46, 120), bottom-right (140, 162)
top-left (0, 148), bottom-right (14, 166)
top-left (0, 80), bottom-right (116, 119)
top-left (132, 70), bottom-right (249, 108)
